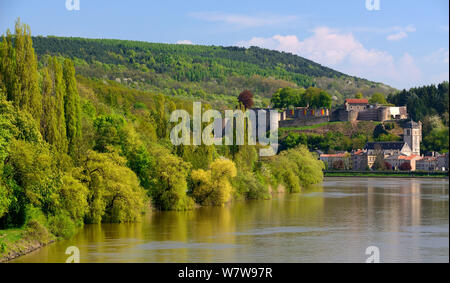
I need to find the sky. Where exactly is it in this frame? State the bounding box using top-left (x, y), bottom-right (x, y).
top-left (0, 0), bottom-right (448, 89)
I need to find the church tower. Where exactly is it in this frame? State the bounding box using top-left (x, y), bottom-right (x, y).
top-left (404, 121), bottom-right (422, 156)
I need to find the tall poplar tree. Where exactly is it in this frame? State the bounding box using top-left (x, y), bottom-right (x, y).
top-left (41, 57), bottom-right (67, 153)
top-left (0, 19), bottom-right (41, 122)
top-left (63, 59), bottom-right (82, 156)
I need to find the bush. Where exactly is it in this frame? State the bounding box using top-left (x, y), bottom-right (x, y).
top-left (269, 145), bottom-right (324, 192)
top-left (47, 213), bottom-right (77, 239)
top-left (232, 173), bottom-right (270, 200)
top-left (191, 158), bottom-right (237, 206)
top-left (24, 219), bottom-right (51, 243)
top-left (399, 162), bottom-right (412, 171)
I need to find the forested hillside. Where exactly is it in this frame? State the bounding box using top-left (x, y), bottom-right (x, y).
top-left (30, 36), bottom-right (395, 108)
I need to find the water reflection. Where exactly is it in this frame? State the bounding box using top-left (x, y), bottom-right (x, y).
top-left (11, 178), bottom-right (448, 263)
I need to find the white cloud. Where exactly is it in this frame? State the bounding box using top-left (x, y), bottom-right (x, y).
top-left (176, 40), bottom-right (194, 45)
top-left (348, 24), bottom-right (415, 41)
top-left (424, 48), bottom-right (449, 64)
top-left (351, 24), bottom-right (415, 34)
top-left (236, 27), bottom-right (424, 89)
top-left (419, 48), bottom-right (450, 85)
top-left (385, 25), bottom-right (415, 41)
top-left (386, 31), bottom-right (408, 41)
top-left (190, 12), bottom-right (297, 28)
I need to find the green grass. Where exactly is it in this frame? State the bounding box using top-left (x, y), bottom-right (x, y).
top-left (279, 121), bottom-right (346, 132)
top-left (0, 229), bottom-right (25, 255)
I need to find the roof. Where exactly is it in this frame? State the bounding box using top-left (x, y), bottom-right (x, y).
top-left (320, 153), bottom-right (347, 158)
top-left (364, 142), bottom-right (407, 150)
top-left (386, 155), bottom-right (422, 161)
top-left (404, 120), bottom-right (421, 129)
top-left (417, 157), bottom-right (438, 162)
top-left (345, 99), bottom-right (369, 104)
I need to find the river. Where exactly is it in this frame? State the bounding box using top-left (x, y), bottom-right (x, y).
top-left (11, 177), bottom-right (449, 263)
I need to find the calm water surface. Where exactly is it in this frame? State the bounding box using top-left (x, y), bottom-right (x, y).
top-left (12, 177), bottom-right (449, 263)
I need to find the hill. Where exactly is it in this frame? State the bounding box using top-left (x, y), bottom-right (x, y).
top-left (31, 36), bottom-right (396, 108)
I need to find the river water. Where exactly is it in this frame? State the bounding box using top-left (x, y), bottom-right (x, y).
top-left (11, 177), bottom-right (449, 263)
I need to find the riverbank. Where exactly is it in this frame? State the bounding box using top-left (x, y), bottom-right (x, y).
top-left (0, 224), bottom-right (56, 263)
top-left (324, 171), bottom-right (449, 178)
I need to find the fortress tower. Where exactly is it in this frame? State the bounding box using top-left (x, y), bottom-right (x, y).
top-left (404, 120), bottom-right (422, 156)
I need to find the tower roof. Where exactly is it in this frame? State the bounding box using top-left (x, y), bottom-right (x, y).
top-left (405, 120), bottom-right (421, 129)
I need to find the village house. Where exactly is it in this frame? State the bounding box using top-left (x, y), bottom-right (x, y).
top-left (385, 155), bottom-right (422, 171)
top-left (415, 153), bottom-right (449, 172)
top-left (416, 157), bottom-right (439, 171)
top-left (320, 152), bottom-right (351, 170)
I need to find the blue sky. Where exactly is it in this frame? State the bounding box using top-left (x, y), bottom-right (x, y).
top-left (0, 0), bottom-right (448, 89)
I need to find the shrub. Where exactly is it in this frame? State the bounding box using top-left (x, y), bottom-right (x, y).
top-left (399, 162), bottom-right (412, 171)
top-left (47, 213), bottom-right (77, 239)
top-left (191, 158), bottom-right (237, 206)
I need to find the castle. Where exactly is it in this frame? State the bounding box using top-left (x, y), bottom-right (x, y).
top-left (334, 99), bottom-right (408, 122)
top-left (271, 98), bottom-right (408, 128)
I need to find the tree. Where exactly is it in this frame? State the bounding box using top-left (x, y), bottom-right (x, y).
top-left (332, 160), bottom-right (345, 170)
top-left (369, 92), bottom-right (387, 105)
top-left (355, 92), bottom-right (364, 99)
top-left (0, 19), bottom-right (42, 122)
top-left (58, 173), bottom-right (88, 222)
top-left (149, 147), bottom-right (193, 211)
top-left (399, 162), bottom-right (412, 171)
top-left (373, 153), bottom-right (387, 171)
top-left (191, 158), bottom-right (237, 206)
top-left (80, 150), bottom-right (147, 224)
top-left (40, 57), bottom-right (68, 153)
top-left (238, 90), bottom-right (254, 109)
top-left (93, 115), bottom-right (125, 153)
top-left (269, 145), bottom-right (324, 193)
top-left (63, 59), bottom-right (82, 156)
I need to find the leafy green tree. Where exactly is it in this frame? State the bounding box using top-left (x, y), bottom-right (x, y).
top-left (423, 128), bottom-right (449, 153)
top-left (0, 19), bottom-right (42, 122)
top-left (6, 139), bottom-right (60, 218)
top-left (355, 92), bottom-right (364, 99)
top-left (63, 59), bottom-right (82, 156)
top-left (191, 158), bottom-right (237, 206)
top-left (271, 87), bottom-right (304, 108)
top-left (58, 173), bottom-right (88, 222)
top-left (369, 92), bottom-right (387, 105)
top-left (41, 57), bottom-right (68, 153)
top-left (269, 145), bottom-right (324, 193)
top-left (149, 147), bottom-right (193, 210)
top-left (80, 149), bottom-right (147, 224)
top-left (93, 115), bottom-right (125, 153)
